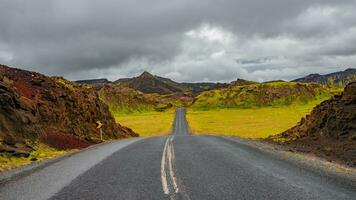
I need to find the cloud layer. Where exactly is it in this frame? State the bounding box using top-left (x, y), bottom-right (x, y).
top-left (0, 0), bottom-right (355, 82)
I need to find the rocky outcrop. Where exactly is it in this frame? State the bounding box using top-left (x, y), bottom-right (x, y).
top-left (270, 82), bottom-right (356, 166)
top-left (0, 64), bottom-right (137, 157)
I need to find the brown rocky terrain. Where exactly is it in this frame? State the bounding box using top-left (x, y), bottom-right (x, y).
top-left (0, 64), bottom-right (137, 158)
top-left (269, 82), bottom-right (356, 166)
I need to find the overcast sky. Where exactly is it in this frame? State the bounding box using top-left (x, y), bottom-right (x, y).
top-left (0, 0), bottom-right (356, 82)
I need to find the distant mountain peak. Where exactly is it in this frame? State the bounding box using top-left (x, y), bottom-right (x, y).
top-left (139, 71), bottom-right (154, 78)
top-left (231, 78), bottom-right (257, 86)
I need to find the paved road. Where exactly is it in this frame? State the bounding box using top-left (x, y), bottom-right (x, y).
top-left (0, 108), bottom-right (355, 200)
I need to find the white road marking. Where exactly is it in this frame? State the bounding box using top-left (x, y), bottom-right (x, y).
top-left (161, 137), bottom-right (170, 194)
top-left (161, 136), bottom-right (179, 197)
top-left (168, 136), bottom-right (179, 193)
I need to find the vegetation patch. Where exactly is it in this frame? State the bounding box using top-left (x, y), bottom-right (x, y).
top-left (0, 143), bottom-right (70, 171)
top-left (55, 78), bottom-right (75, 91)
top-left (187, 100), bottom-right (328, 138)
top-left (114, 109), bottom-right (175, 136)
top-left (99, 84), bottom-right (191, 115)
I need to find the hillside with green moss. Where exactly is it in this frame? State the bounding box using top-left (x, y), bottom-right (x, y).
top-left (192, 82), bottom-right (333, 109)
top-left (98, 84), bottom-right (188, 114)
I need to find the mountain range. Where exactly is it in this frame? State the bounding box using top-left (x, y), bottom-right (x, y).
top-left (76, 71), bottom-right (229, 95)
top-left (293, 68), bottom-right (356, 87)
top-left (76, 68), bottom-right (356, 95)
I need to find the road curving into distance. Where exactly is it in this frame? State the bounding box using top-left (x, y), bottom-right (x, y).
top-left (0, 108), bottom-right (355, 200)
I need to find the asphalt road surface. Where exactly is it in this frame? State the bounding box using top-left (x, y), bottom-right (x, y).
top-left (0, 108), bottom-right (355, 200)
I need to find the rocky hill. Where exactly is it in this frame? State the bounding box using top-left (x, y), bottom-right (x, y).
top-left (115, 71), bottom-right (189, 95)
top-left (99, 85), bottom-right (184, 114)
top-left (293, 68), bottom-right (356, 87)
top-left (269, 82), bottom-right (356, 166)
top-left (0, 64), bottom-right (137, 158)
top-left (192, 82), bottom-right (332, 109)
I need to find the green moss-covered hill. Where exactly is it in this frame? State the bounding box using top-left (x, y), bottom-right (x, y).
top-left (98, 84), bottom-right (189, 114)
top-left (192, 82), bottom-right (333, 109)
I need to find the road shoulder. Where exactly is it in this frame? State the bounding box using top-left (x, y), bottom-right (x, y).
top-left (217, 135), bottom-right (356, 188)
top-left (0, 137), bottom-right (143, 200)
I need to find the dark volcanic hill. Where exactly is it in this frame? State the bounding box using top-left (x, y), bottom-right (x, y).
top-left (114, 71), bottom-right (227, 95)
top-left (115, 71), bottom-right (189, 94)
top-left (231, 78), bottom-right (258, 86)
top-left (269, 82), bottom-right (356, 166)
top-left (181, 82), bottom-right (229, 93)
top-left (293, 68), bottom-right (356, 87)
top-left (75, 78), bottom-right (112, 86)
top-left (0, 64), bottom-right (137, 158)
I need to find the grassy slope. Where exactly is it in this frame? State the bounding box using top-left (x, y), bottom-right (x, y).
top-left (188, 82), bottom-right (338, 138)
top-left (114, 109), bottom-right (175, 136)
top-left (187, 100), bottom-right (326, 138)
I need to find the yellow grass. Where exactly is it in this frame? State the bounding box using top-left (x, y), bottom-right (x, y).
top-left (115, 109), bottom-right (175, 136)
top-left (0, 144), bottom-right (70, 171)
top-left (187, 102), bottom-right (321, 138)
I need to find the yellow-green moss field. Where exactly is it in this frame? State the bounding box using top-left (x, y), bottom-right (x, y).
top-left (115, 109), bottom-right (175, 136)
top-left (187, 102), bottom-right (322, 139)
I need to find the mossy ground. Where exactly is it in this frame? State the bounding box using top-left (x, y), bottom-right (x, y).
top-left (187, 100), bottom-right (328, 139)
top-left (0, 144), bottom-right (70, 171)
top-left (114, 109), bottom-right (175, 136)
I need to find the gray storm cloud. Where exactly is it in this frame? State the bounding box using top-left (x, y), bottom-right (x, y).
top-left (0, 0), bottom-right (355, 82)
